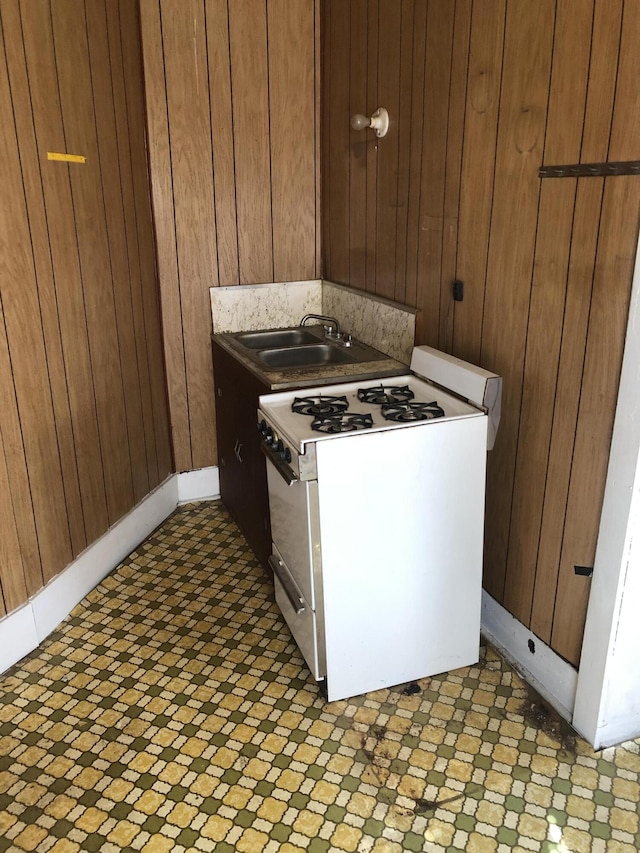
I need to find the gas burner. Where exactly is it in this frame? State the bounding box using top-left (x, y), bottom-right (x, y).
top-left (381, 401), bottom-right (445, 422)
top-left (357, 384), bottom-right (415, 406)
top-left (292, 395), bottom-right (349, 417)
top-left (311, 413), bottom-right (373, 433)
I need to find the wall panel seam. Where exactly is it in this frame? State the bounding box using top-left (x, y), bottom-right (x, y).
top-left (84, 0), bottom-right (137, 507)
top-left (158, 0), bottom-right (193, 467)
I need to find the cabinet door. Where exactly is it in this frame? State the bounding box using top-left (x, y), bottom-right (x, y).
top-left (212, 341), bottom-right (271, 568)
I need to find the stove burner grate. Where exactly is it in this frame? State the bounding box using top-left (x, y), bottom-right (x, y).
top-left (311, 413), bottom-right (373, 433)
top-left (292, 395), bottom-right (349, 417)
top-left (381, 401), bottom-right (445, 422)
top-left (357, 384), bottom-right (415, 406)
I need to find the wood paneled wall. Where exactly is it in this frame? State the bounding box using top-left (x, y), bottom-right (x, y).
top-left (140, 0), bottom-right (321, 473)
top-left (0, 0), bottom-right (171, 617)
top-left (322, 0), bottom-right (640, 665)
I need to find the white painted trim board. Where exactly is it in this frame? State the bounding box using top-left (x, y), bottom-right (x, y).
top-left (572, 231), bottom-right (640, 749)
top-left (481, 591), bottom-right (578, 723)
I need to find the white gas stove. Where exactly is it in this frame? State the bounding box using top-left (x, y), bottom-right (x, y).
top-left (257, 346), bottom-right (502, 702)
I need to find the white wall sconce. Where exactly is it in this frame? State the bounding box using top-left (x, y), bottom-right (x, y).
top-left (350, 107), bottom-right (389, 138)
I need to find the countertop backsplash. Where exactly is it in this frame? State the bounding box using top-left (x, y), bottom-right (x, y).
top-left (321, 281), bottom-right (416, 364)
top-left (210, 279), bottom-right (416, 364)
top-left (210, 280), bottom-right (323, 333)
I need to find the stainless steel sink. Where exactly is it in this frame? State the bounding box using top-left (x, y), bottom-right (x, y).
top-left (222, 324), bottom-right (390, 375)
top-left (257, 344), bottom-right (356, 369)
top-left (235, 328), bottom-right (320, 349)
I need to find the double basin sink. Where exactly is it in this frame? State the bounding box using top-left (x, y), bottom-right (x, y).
top-left (233, 325), bottom-right (386, 371)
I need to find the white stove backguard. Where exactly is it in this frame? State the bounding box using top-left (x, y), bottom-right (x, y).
top-left (411, 346), bottom-right (502, 449)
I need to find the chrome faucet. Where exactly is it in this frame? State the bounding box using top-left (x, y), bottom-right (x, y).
top-left (300, 313), bottom-right (341, 338)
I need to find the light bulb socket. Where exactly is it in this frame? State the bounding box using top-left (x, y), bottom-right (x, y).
top-left (369, 108), bottom-right (389, 137)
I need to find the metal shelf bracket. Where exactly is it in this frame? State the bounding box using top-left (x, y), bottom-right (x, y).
top-left (539, 160), bottom-right (640, 179)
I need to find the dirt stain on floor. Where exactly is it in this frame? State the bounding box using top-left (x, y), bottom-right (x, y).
top-left (414, 791), bottom-right (465, 814)
top-left (519, 687), bottom-right (577, 754)
top-left (357, 726), bottom-right (393, 787)
top-left (356, 724), bottom-right (475, 816)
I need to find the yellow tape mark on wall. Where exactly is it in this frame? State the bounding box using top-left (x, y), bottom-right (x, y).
top-left (47, 152), bottom-right (86, 164)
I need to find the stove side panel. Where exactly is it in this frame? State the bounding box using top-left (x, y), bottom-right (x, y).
top-left (316, 417), bottom-right (487, 702)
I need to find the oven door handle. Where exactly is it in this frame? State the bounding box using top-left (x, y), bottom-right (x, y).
top-left (269, 555), bottom-right (306, 615)
top-left (260, 443), bottom-right (298, 485)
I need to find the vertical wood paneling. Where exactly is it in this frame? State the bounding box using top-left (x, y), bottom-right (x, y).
top-left (206, 0), bottom-right (239, 286)
top-left (139, 0), bottom-right (190, 471)
top-left (0, 296), bottom-right (43, 598)
top-left (0, 430), bottom-right (23, 613)
top-left (0, 17), bottom-right (72, 583)
top-left (140, 0), bottom-right (320, 473)
top-left (324, 0), bottom-right (350, 284)
top-left (51, 0), bottom-right (134, 524)
top-left (531, 0), bottom-right (624, 647)
top-left (552, 177), bottom-right (639, 663)
top-left (479, 0), bottom-right (555, 600)
top-left (86, 0), bottom-right (150, 505)
top-left (161, 0), bottom-right (218, 470)
top-left (314, 0), bottom-right (321, 278)
top-left (450, 0), bottom-right (505, 365)
top-left (0, 0), bottom-right (172, 616)
top-left (106, 0), bottom-right (159, 488)
top-left (580, 0), bottom-right (624, 161)
top-left (392, 0), bottom-right (416, 305)
top-left (438, 0), bottom-right (472, 354)
top-left (348, 0), bottom-right (368, 289)
top-left (374, 1), bottom-right (401, 299)
top-left (1, 0), bottom-right (86, 555)
top-left (607, 0), bottom-right (640, 161)
top-left (415, 0), bottom-right (455, 344)
top-left (503, 0), bottom-right (593, 625)
top-left (531, 179), bottom-right (604, 643)
top-left (229, 0), bottom-right (273, 284)
top-left (17, 0), bottom-right (110, 544)
top-left (268, 0), bottom-right (316, 282)
top-left (550, 0), bottom-right (640, 663)
top-left (322, 0), bottom-right (640, 666)
top-left (403, 0), bottom-right (428, 309)
top-left (364, 0), bottom-right (379, 292)
top-left (118, 0), bottom-right (173, 483)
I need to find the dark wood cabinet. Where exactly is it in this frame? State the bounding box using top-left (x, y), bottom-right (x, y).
top-left (212, 339), bottom-right (272, 569)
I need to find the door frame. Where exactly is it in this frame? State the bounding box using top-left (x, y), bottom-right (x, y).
top-left (573, 230), bottom-right (640, 748)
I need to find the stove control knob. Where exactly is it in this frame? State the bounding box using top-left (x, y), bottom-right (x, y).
top-left (275, 439), bottom-right (284, 454)
top-left (284, 448), bottom-right (292, 464)
top-left (259, 420), bottom-right (273, 442)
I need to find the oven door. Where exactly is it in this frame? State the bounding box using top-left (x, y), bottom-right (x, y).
top-left (265, 460), bottom-right (320, 608)
top-left (265, 459), bottom-right (325, 678)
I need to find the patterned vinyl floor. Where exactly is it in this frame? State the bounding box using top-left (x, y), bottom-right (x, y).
top-left (1, 501), bottom-right (639, 853)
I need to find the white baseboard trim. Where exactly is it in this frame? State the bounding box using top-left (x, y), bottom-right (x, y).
top-left (177, 466), bottom-right (220, 504)
top-left (481, 591), bottom-right (578, 724)
top-left (0, 604), bottom-right (38, 677)
top-left (0, 467), bottom-right (220, 676)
